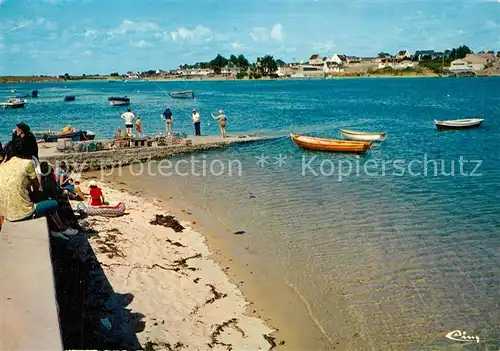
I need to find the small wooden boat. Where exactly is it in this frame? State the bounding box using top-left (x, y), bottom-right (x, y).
top-left (340, 129), bottom-right (387, 141)
top-left (108, 96), bottom-right (130, 106)
top-left (434, 118), bottom-right (484, 130)
top-left (0, 98), bottom-right (27, 109)
top-left (34, 130), bottom-right (95, 142)
top-left (290, 133), bottom-right (371, 153)
top-left (169, 90), bottom-right (194, 99)
top-left (64, 96), bottom-right (76, 101)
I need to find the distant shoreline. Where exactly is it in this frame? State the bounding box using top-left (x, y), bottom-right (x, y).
top-left (1, 72), bottom-right (498, 84)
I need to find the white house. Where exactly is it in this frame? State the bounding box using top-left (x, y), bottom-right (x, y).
top-left (449, 55), bottom-right (487, 72)
top-left (378, 60), bottom-right (416, 70)
top-left (221, 66), bottom-right (242, 76)
top-left (396, 50), bottom-right (411, 60)
top-left (309, 54), bottom-right (323, 65)
top-left (323, 62), bottom-right (344, 73)
top-left (331, 54), bottom-right (348, 65)
top-left (176, 68), bottom-right (214, 76)
top-left (291, 65), bottom-right (324, 78)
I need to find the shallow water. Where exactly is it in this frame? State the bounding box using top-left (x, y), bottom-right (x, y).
top-left (3, 78), bottom-right (500, 349)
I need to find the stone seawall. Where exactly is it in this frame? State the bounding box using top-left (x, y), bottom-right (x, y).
top-left (40, 137), bottom-right (267, 172)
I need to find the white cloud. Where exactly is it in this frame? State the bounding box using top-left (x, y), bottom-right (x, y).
top-left (170, 25), bottom-right (212, 41)
top-left (311, 41), bottom-right (336, 53)
top-left (270, 24), bottom-right (284, 41)
top-left (132, 39), bottom-right (153, 48)
top-left (109, 19), bottom-right (159, 36)
top-left (0, 0), bottom-right (5, 5)
top-left (36, 17), bottom-right (58, 31)
top-left (84, 29), bottom-right (97, 37)
top-left (82, 50), bottom-right (92, 56)
top-left (484, 20), bottom-right (498, 29)
top-left (231, 42), bottom-right (245, 50)
top-left (250, 23), bottom-right (284, 42)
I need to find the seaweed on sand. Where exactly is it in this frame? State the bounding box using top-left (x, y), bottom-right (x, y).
top-left (150, 214), bottom-right (185, 232)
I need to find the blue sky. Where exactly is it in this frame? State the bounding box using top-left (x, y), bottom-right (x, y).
top-left (0, 0), bottom-right (499, 75)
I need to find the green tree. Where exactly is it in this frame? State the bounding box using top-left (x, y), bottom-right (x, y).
top-left (210, 54), bottom-right (229, 74)
top-left (258, 55), bottom-right (278, 75)
top-left (110, 72), bottom-right (120, 77)
top-left (229, 54), bottom-right (238, 66)
top-left (456, 45), bottom-right (472, 59)
top-left (236, 54), bottom-right (249, 69)
top-left (378, 52), bottom-right (390, 58)
top-left (64, 73), bottom-right (70, 80)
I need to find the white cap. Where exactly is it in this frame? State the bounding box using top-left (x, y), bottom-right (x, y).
top-left (89, 180), bottom-right (97, 187)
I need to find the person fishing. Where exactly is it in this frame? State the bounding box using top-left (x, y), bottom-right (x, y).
top-left (211, 109), bottom-right (227, 138)
top-left (161, 106), bottom-right (173, 135)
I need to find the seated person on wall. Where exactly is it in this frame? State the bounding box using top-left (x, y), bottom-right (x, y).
top-left (0, 156), bottom-right (78, 239)
top-left (38, 161), bottom-right (81, 230)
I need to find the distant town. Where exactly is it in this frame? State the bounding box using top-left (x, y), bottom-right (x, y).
top-left (2, 45), bottom-right (500, 83)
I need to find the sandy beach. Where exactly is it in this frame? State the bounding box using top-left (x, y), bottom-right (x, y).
top-left (76, 180), bottom-right (281, 350)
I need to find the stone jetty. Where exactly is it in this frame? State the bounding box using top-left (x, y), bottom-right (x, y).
top-left (39, 134), bottom-right (270, 172)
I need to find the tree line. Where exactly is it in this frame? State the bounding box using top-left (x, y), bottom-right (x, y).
top-left (179, 53), bottom-right (281, 78)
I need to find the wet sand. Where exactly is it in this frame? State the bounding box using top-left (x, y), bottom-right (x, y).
top-left (83, 172), bottom-right (336, 350)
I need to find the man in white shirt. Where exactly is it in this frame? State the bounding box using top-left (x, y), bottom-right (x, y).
top-left (192, 109), bottom-right (201, 136)
top-left (121, 108), bottom-right (135, 136)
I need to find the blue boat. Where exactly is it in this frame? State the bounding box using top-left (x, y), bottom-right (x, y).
top-left (64, 96), bottom-right (76, 101)
top-left (34, 130), bottom-right (96, 142)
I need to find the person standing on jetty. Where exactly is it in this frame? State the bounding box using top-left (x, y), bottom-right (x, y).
top-left (211, 109), bottom-right (227, 138)
top-left (161, 106), bottom-right (173, 135)
top-left (192, 109), bottom-right (201, 136)
top-left (121, 108), bottom-right (135, 136)
top-left (136, 115), bottom-right (143, 137)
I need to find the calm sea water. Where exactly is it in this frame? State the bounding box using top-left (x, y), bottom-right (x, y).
top-left (3, 78), bottom-right (500, 349)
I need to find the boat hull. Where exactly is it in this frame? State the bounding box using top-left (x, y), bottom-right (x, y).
top-left (290, 133), bottom-right (371, 153)
top-left (434, 118), bottom-right (484, 130)
top-left (0, 102), bottom-right (26, 109)
top-left (37, 130), bottom-right (96, 142)
top-left (64, 96), bottom-right (76, 101)
top-left (340, 129), bottom-right (386, 141)
top-left (110, 100), bottom-right (130, 106)
top-left (169, 91), bottom-right (194, 99)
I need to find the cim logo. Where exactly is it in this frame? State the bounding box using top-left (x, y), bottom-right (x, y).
top-left (445, 330), bottom-right (480, 344)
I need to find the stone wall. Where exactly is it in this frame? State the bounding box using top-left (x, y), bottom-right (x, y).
top-left (41, 139), bottom-right (260, 172)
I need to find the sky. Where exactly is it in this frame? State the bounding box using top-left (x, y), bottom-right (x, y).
top-left (0, 0), bottom-right (499, 75)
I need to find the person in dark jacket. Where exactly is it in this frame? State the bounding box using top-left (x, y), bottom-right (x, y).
top-left (10, 122), bottom-right (39, 160)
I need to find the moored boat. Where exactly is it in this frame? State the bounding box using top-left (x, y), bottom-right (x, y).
top-left (169, 90), bottom-right (194, 99)
top-left (290, 133), bottom-right (372, 153)
top-left (31, 89), bottom-right (38, 98)
top-left (64, 95), bottom-right (76, 101)
top-left (34, 129), bottom-right (95, 142)
top-left (0, 98), bottom-right (27, 109)
top-left (434, 118), bottom-right (484, 130)
top-left (108, 96), bottom-right (130, 106)
top-left (340, 129), bottom-right (387, 141)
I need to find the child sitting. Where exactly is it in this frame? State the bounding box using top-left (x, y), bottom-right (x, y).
top-left (88, 180), bottom-right (105, 206)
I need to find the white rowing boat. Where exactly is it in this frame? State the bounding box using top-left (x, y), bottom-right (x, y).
top-left (0, 98), bottom-right (27, 109)
top-left (434, 118), bottom-right (484, 130)
top-left (340, 129), bottom-right (387, 141)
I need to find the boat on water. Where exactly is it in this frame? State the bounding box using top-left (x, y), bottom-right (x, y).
top-left (290, 133), bottom-right (372, 153)
top-left (32, 89), bottom-right (38, 98)
top-left (434, 118), bottom-right (484, 130)
top-left (108, 96), bottom-right (130, 106)
top-left (0, 98), bottom-right (27, 109)
top-left (34, 129), bottom-right (95, 142)
top-left (64, 96), bottom-right (76, 101)
top-left (340, 129), bottom-right (387, 141)
top-left (15, 94), bottom-right (30, 99)
top-left (169, 90), bottom-right (194, 99)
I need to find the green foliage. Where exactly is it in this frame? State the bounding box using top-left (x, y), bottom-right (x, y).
top-left (419, 60), bottom-right (447, 74)
top-left (236, 72), bottom-right (246, 79)
top-left (236, 54), bottom-right (249, 69)
top-left (110, 72), bottom-right (120, 77)
top-left (209, 54), bottom-right (229, 74)
top-left (445, 45), bottom-right (472, 60)
top-left (257, 55), bottom-right (278, 75)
